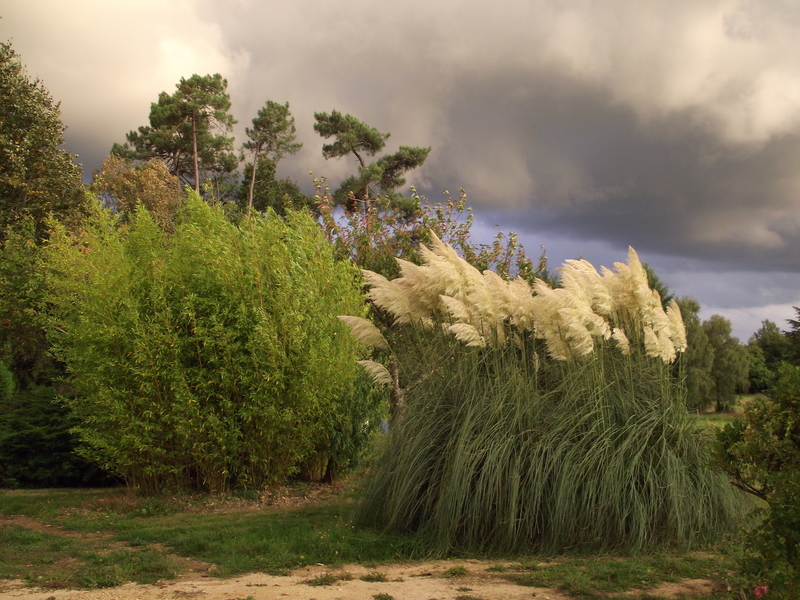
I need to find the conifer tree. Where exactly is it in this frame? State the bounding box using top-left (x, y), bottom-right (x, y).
top-left (313, 110), bottom-right (430, 212)
top-left (242, 101), bottom-right (302, 216)
top-left (112, 74), bottom-right (237, 193)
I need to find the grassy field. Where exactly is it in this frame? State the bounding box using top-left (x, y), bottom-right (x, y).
top-left (0, 480), bottom-right (747, 599)
top-left (690, 394), bottom-right (758, 431)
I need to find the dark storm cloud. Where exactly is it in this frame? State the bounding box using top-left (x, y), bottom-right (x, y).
top-left (425, 64), bottom-right (800, 270)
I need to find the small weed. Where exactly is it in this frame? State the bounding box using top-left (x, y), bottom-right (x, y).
top-left (361, 571), bottom-right (388, 582)
top-left (455, 595), bottom-right (483, 600)
top-left (373, 594), bottom-right (394, 600)
top-left (443, 565), bottom-right (469, 578)
top-left (485, 563), bottom-right (507, 572)
top-left (304, 572), bottom-right (338, 586)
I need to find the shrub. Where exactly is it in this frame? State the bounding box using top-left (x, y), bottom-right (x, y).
top-left (0, 385), bottom-right (113, 487)
top-left (45, 195), bottom-right (375, 493)
top-left (348, 236), bottom-right (742, 553)
top-left (316, 181), bottom-right (548, 283)
top-left (715, 363), bottom-right (800, 598)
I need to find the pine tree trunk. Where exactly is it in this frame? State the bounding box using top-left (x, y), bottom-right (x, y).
top-left (247, 148), bottom-right (260, 218)
top-left (192, 115), bottom-right (200, 193)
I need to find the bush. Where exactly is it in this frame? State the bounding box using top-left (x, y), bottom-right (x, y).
top-left (715, 363), bottom-right (800, 598)
top-left (350, 238), bottom-right (742, 554)
top-left (45, 195), bottom-right (375, 493)
top-left (0, 385), bottom-right (113, 487)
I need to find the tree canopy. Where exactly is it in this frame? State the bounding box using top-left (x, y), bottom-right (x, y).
top-left (90, 155), bottom-right (184, 231)
top-left (111, 73), bottom-right (237, 193)
top-left (313, 110), bottom-right (430, 211)
top-left (242, 101), bottom-right (302, 216)
top-left (703, 314), bottom-right (750, 411)
top-left (676, 297), bottom-right (715, 411)
top-left (0, 41), bottom-right (87, 239)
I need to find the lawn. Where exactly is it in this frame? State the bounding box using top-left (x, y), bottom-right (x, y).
top-left (0, 481), bottom-right (745, 599)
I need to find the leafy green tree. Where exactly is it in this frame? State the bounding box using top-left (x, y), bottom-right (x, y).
top-left (750, 319), bottom-right (792, 372)
top-left (0, 219), bottom-right (54, 388)
top-left (703, 314), bottom-right (750, 412)
top-left (241, 101), bottom-right (302, 216)
top-left (112, 74), bottom-right (237, 194)
top-left (45, 195), bottom-right (376, 493)
top-left (313, 110), bottom-right (430, 212)
top-left (676, 297), bottom-right (715, 411)
top-left (784, 306), bottom-right (800, 364)
top-left (0, 385), bottom-right (113, 488)
top-left (91, 156), bottom-right (184, 231)
top-left (0, 41), bottom-right (87, 239)
top-left (714, 363), bottom-right (800, 597)
top-left (748, 344), bottom-right (775, 393)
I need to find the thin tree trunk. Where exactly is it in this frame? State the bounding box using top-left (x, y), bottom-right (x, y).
top-left (389, 356), bottom-right (404, 421)
top-left (192, 115), bottom-right (200, 193)
top-left (247, 146), bottom-right (260, 218)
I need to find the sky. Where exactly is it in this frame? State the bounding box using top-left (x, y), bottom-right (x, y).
top-left (3, 0), bottom-right (800, 341)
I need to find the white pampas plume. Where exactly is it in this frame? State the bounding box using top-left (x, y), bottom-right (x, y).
top-left (449, 322), bottom-right (487, 347)
top-left (666, 300), bottom-right (687, 353)
top-left (357, 360), bottom-right (393, 386)
top-left (396, 258), bottom-right (441, 314)
top-left (643, 326), bottom-right (661, 359)
top-left (482, 270), bottom-right (515, 320)
top-left (440, 295), bottom-right (472, 322)
top-left (337, 316), bottom-right (389, 350)
top-left (508, 277), bottom-right (536, 332)
top-left (362, 269), bottom-right (413, 324)
top-left (612, 328), bottom-right (631, 355)
top-left (560, 259), bottom-right (613, 317)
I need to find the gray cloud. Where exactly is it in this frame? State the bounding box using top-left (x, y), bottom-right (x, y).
top-left (3, 0), bottom-right (800, 338)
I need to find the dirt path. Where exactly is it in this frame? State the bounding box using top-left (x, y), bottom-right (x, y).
top-left (0, 559), bottom-right (715, 600)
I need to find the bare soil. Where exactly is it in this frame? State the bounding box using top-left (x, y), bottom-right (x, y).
top-left (0, 558), bottom-right (714, 600)
top-left (0, 487), bottom-right (718, 600)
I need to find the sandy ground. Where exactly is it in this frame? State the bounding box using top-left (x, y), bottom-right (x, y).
top-left (0, 559), bottom-right (715, 600)
top-left (0, 489), bottom-right (718, 600)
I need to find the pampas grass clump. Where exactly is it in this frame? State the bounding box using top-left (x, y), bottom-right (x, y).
top-left (345, 233), bottom-right (742, 554)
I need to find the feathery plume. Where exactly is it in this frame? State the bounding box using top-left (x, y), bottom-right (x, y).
top-left (337, 316), bottom-right (389, 351)
top-left (666, 300), bottom-right (687, 353)
top-left (362, 269), bottom-right (414, 324)
top-left (449, 322), bottom-right (487, 347)
top-left (612, 328), bottom-right (631, 355)
top-left (357, 360), bottom-right (393, 386)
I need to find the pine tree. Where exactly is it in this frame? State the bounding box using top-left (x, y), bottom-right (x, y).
top-left (112, 74), bottom-right (237, 193)
top-left (242, 101), bottom-right (302, 216)
top-left (313, 110), bottom-right (430, 212)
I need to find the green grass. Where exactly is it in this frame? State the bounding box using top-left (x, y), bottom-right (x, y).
top-left (691, 394), bottom-right (764, 431)
top-left (0, 483), bottom-right (425, 586)
top-left (0, 484), bottom-right (743, 596)
top-left (0, 522), bottom-right (178, 588)
top-left (361, 571), bottom-right (388, 582)
top-left (303, 572), bottom-right (339, 586)
top-left (443, 565), bottom-right (470, 578)
top-left (508, 552), bottom-right (736, 600)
